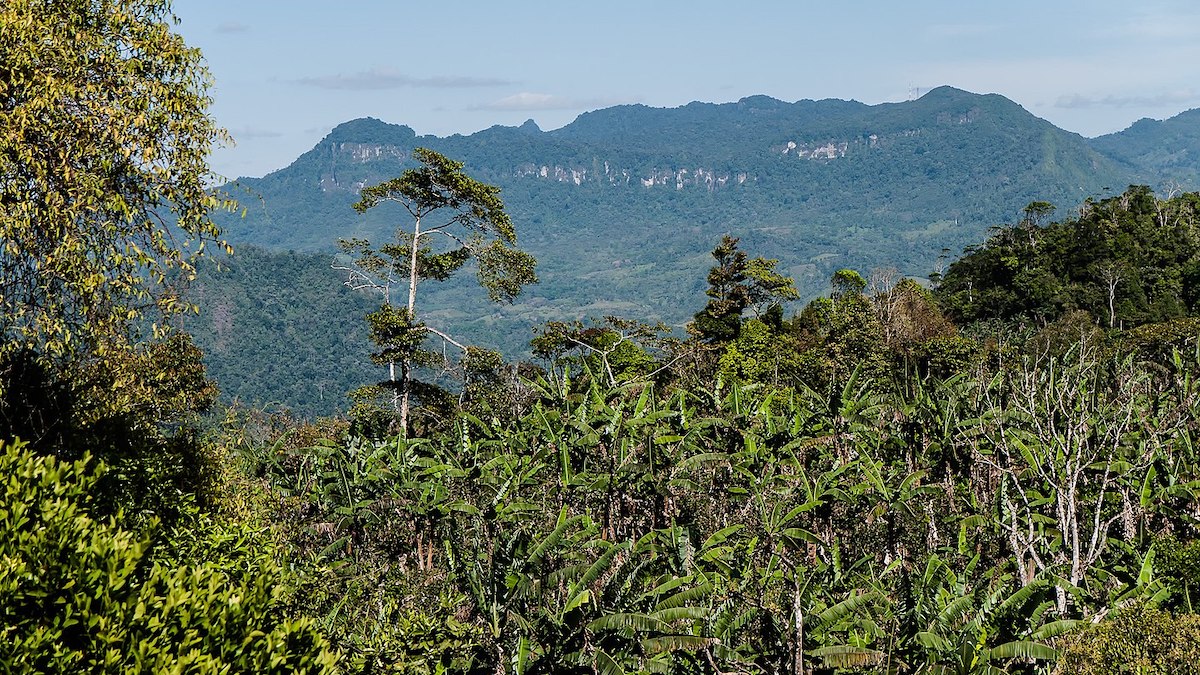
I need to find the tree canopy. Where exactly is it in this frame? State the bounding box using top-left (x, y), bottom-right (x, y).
top-left (0, 0), bottom-right (229, 362)
top-left (690, 234), bottom-right (798, 344)
top-left (338, 148), bottom-right (537, 433)
top-left (935, 186), bottom-right (1200, 328)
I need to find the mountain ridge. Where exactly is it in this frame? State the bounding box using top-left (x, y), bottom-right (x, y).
top-left (217, 86), bottom-right (1141, 253)
top-left (191, 87), bottom-right (1200, 415)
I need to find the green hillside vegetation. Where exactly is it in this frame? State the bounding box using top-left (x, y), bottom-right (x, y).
top-left (184, 246), bottom-right (382, 415)
top-left (191, 90), bottom-right (1200, 416)
top-left (936, 187), bottom-right (1200, 327)
top-left (10, 2), bottom-right (1200, 673)
top-left (1090, 109), bottom-right (1200, 186)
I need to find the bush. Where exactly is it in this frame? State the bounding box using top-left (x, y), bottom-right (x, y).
top-left (1053, 604), bottom-right (1200, 674)
top-left (0, 440), bottom-right (338, 673)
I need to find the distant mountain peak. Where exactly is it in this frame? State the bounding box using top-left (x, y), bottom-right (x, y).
top-left (323, 117), bottom-right (416, 146)
top-left (736, 94), bottom-right (787, 108)
top-left (919, 85), bottom-right (973, 98)
top-left (1090, 106), bottom-right (1200, 183)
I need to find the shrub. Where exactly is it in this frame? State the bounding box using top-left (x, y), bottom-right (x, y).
top-left (1053, 604), bottom-right (1200, 674)
top-left (0, 440), bottom-right (338, 673)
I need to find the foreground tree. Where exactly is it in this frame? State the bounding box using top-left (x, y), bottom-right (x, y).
top-left (337, 148), bottom-right (537, 433)
top-left (1, 0), bottom-right (227, 358)
top-left (0, 0), bottom-right (229, 450)
top-left (0, 440), bottom-right (338, 673)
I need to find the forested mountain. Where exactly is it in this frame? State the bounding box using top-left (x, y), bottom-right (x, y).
top-left (188, 87), bottom-right (1200, 415)
top-left (185, 247), bottom-right (379, 412)
top-left (217, 86), bottom-right (1142, 264)
top-left (1090, 108), bottom-right (1200, 185)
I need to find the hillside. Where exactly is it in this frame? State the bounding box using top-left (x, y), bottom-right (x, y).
top-left (1089, 108), bottom-right (1200, 186)
top-left (217, 87), bottom-right (1130, 261)
top-left (190, 87), bottom-right (1198, 415)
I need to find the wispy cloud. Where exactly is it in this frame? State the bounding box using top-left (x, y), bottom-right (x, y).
top-left (228, 126), bottom-right (282, 140)
top-left (1111, 14), bottom-right (1200, 40)
top-left (474, 92), bottom-right (628, 111)
top-left (1056, 90), bottom-right (1199, 109)
top-left (215, 20), bottom-right (250, 34)
top-left (295, 67), bottom-right (512, 91)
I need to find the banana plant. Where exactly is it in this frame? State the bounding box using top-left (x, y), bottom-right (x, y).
top-left (444, 505), bottom-right (599, 675)
top-left (879, 555), bottom-right (1071, 675)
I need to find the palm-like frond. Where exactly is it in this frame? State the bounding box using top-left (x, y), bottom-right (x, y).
top-left (814, 591), bottom-right (883, 632)
top-left (587, 612), bottom-right (668, 634)
top-left (640, 635), bottom-right (717, 654)
top-left (985, 639), bottom-right (1057, 661)
top-left (807, 644), bottom-right (885, 669)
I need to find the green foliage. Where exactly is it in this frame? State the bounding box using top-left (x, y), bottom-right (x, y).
top-left (1155, 536), bottom-right (1200, 611)
top-left (690, 234), bottom-right (798, 344)
top-left (1054, 605), bottom-right (1200, 675)
top-left (1, 329), bottom-right (221, 531)
top-left (0, 440), bottom-right (337, 673)
top-left (881, 558), bottom-right (1067, 674)
top-left (0, 1), bottom-right (252, 565)
top-left (936, 186), bottom-right (1200, 329)
top-left (335, 598), bottom-right (482, 675)
top-left (532, 316), bottom-right (673, 389)
top-left (1118, 317), bottom-right (1200, 364)
top-left (788, 268), bottom-right (889, 389)
top-left (183, 246), bottom-right (380, 419)
top-left (0, 0), bottom-right (229, 362)
top-left (223, 317), bottom-right (1200, 672)
top-left (717, 317), bottom-right (791, 385)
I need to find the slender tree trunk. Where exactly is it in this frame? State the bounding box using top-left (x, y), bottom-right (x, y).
top-left (1108, 283), bottom-right (1117, 329)
top-left (408, 216), bottom-right (421, 315)
top-left (390, 360), bottom-right (400, 416)
top-left (400, 215), bottom-right (422, 434)
top-left (378, 283), bottom-right (402, 421)
top-left (399, 362), bottom-right (411, 436)
top-left (793, 580), bottom-right (805, 675)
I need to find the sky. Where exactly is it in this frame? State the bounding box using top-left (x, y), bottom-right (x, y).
top-left (173, 1), bottom-right (1200, 181)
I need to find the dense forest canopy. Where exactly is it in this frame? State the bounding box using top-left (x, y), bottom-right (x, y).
top-left (937, 187), bottom-right (1200, 327)
top-left (7, 2), bottom-right (1200, 674)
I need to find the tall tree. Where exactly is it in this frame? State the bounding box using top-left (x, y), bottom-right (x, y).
top-left (0, 0), bottom-right (228, 454)
top-left (690, 235), bottom-right (798, 344)
top-left (337, 148), bottom-right (537, 433)
top-left (0, 0), bottom-right (228, 361)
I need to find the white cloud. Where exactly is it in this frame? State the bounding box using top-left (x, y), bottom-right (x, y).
top-left (1108, 13), bottom-right (1200, 40)
top-left (475, 92), bottom-right (629, 111)
top-left (1055, 90), bottom-right (1200, 109)
top-left (295, 67), bottom-right (512, 91)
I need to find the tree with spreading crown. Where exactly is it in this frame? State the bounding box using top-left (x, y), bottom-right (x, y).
top-left (336, 148), bottom-right (537, 434)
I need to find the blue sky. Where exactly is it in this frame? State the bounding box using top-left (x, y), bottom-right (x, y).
top-left (174, 1), bottom-right (1200, 180)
